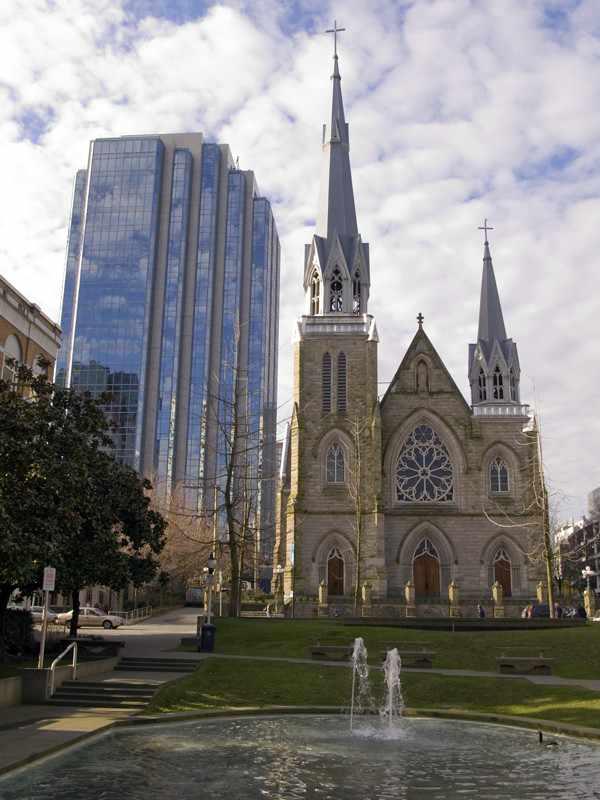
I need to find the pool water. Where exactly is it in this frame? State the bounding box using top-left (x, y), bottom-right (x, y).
top-left (1, 715), bottom-right (599, 799)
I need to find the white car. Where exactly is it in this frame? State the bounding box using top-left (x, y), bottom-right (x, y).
top-left (29, 605), bottom-right (58, 624)
top-left (57, 607), bottom-right (125, 630)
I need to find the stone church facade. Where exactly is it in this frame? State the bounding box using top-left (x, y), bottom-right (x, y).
top-left (273, 49), bottom-right (540, 617)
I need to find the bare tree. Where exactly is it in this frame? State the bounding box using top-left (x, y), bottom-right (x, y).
top-left (482, 413), bottom-right (557, 618)
top-left (346, 414), bottom-right (371, 612)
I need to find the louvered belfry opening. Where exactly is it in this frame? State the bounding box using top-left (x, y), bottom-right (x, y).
top-left (322, 352), bottom-right (332, 414)
top-left (337, 352), bottom-right (347, 413)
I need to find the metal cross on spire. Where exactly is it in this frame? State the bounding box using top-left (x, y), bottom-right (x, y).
top-left (325, 19), bottom-right (346, 57)
top-left (417, 312), bottom-right (424, 328)
top-left (478, 218), bottom-right (494, 244)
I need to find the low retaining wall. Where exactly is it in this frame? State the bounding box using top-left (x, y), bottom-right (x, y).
top-left (21, 656), bottom-right (120, 703)
top-left (0, 676), bottom-right (23, 708)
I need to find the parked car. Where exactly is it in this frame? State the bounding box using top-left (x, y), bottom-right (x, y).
top-left (56, 607), bottom-right (125, 629)
top-left (29, 606), bottom-right (58, 624)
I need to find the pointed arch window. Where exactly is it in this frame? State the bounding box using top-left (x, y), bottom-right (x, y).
top-left (326, 443), bottom-right (345, 483)
top-left (493, 546), bottom-right (512, 597)
top-left (396, 424), bottom-right (454, 503)
top-left (492, 366), bottom-right (504, 400)
top-left (490, 457), bottom-right (509, 493)
top-left (337, 352), bottom-right (347, 414)
top-left (352, 270), bottom-right (361, 314)
top-left (322, 352), bottom-right (332, 414)
top-left (478, 368), bottom-right (487, 401)
top-left (509, 369), bottom-right (517, 401)
top-left (310, 271), bottom-right (320, 315)
top-left (329, 268), bottom-right (343, 312)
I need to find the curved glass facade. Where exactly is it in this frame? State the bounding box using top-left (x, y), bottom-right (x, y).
top-left (60, 134), bottom-right (280, 549)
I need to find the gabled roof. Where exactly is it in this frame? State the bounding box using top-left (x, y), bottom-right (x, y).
top-left (382, 324), bottom-right (472, 414)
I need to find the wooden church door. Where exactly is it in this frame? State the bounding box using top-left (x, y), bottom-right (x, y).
top-left (327, 549), bottom-right (344, 596)
top-left (414, 553), bottom-right (440, 597)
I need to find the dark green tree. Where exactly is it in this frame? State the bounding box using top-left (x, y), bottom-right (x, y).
top-left (0, 362), bottom-right (166, 652)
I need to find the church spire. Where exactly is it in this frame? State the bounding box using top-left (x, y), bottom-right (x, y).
top-left (315, 26), bottom-right (358, 241)
top-left (477, 235), bottom-right (507, 344)
top-left (469, 221), bottom-right (523, 409)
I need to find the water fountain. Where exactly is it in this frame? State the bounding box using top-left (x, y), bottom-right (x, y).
top-left (380, 647), bottom-right (404, 732)
top-left (349, 636), bottom-right (372, 731)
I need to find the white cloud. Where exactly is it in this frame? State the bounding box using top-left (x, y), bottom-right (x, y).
top-left (0, 0), bottom-right (598, 518)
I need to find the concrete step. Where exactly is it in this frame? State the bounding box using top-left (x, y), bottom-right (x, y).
top-left (46, 697), bottom-right (148, 708)
top-left (62, 680), bottom-right (158, 692)
top-left (54, 687), bottom-right (155, 699)
top-left (117, 658), bottom-right (200, 672)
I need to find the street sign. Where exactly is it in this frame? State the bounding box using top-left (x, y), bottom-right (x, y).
top-left (42, 566), bottom-right (56, 592)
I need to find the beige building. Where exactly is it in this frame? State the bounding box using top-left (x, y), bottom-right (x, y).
top-left (0, 274), bottom-right (61, 383)
top-left (274, 51), bottom-right (540, 617)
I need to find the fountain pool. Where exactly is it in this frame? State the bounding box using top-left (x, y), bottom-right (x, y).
top-left (1, 715), bottom-right (599, 799)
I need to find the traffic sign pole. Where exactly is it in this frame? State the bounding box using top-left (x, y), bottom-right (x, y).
top-left (37, 566), bottom-right (56, 670)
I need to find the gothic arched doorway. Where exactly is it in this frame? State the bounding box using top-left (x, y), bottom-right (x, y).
top-left (494, 548), bottom-right (512, 597)
top-left (413, 538), bottom-right (440, 598)
top-left (327, 547), bottom-right (344, 596)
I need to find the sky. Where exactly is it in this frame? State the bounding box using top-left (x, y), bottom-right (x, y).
top-left (1, 0), bottom-right (599, 521)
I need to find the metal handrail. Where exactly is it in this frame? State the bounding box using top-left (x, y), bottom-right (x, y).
top-left (48, 640), bottom-right (78, 698)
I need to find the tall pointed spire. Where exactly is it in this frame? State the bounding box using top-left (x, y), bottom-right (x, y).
top-left (469, 221), bottom-right (522, 409)
top-left (315, 38), bottom-right (358, 241)
top-left (477, 238), bottom-right (507, 344)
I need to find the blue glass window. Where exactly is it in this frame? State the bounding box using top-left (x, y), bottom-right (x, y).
top-left (155, 149), bottom-right (192, 496)
top-left (70, 137), bottom-right (164, 468)
top-left (56, 170), bottom-right (87, 387)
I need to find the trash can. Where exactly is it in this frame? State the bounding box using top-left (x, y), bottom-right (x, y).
top-left (199, 623), bottom-right (216, 652)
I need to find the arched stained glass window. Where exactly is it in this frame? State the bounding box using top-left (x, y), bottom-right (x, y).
top-left (322, 352), bottom-right (332, 414)
top-left (311, 271), bottom-right (320, 315)
top-left (490, 457), bottom-right (509, 493)
top-left (326, 443), bottom-right (345, 483)
top-left (352, 270), bottom-right (361, 314)
top-left (329, 268), bottom-right (343, 312)
top-left (478, 368), bottom-right (487, 401)
top-left (337, 352), bottom-right (347, 414)
top-left (396, 424), bottom-right (454, 503)
top-left (492, 366), bottom-right (504, 400)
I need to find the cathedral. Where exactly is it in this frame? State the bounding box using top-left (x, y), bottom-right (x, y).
top-left (273, 46), bottom-right (540, 616)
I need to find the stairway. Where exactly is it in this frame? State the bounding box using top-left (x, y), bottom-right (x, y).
top-left (117, 656), bottom-right (202, 673)
top-left (48, 680), bottom-right (157, 709)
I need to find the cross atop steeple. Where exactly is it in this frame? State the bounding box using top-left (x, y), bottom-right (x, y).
top-left (478, 218), bottom-right (494, 244)
top-left (325, 20), bottom-right (346, 58)
top-left (417, 312), bottom-right (424, 328)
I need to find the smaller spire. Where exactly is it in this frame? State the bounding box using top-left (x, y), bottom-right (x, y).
top-left (477, 224), bottom-right (507, 344)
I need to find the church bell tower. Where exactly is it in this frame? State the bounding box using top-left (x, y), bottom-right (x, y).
top-left (277, 27), bottom-right (386, 603)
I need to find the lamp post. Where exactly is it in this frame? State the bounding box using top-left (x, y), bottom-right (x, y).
top-left (198, 552), bottom-right (218, 653)
top-left (274, 564), bottom-right (284, 614)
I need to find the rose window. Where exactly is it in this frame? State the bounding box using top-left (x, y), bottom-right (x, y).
top-left (396, 424), bottom-right (454, 502)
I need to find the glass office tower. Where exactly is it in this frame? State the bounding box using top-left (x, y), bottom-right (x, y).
top-left (58, 133), bottom-right (280, 560)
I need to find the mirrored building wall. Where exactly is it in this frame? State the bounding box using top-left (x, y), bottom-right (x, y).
top-left (58, 133), bottom-right (280, 558)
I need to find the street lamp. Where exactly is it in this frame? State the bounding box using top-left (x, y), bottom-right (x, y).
top-left (582, 565), bottom-right (594, 591)
top-left (274, 564), bottom-right (284, 615)
top-left (198, 552), bottom-right (218, 653)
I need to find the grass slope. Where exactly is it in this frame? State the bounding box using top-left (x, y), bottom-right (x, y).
top-left (146, 659), bottom-right (600, 730)
top-left (179, 619), bottom-right (600, 679)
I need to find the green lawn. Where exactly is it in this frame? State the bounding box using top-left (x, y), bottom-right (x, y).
top-left (178, 618), bottom-right (600, 679)
top-left (145, 659), bottom-right (600, 730)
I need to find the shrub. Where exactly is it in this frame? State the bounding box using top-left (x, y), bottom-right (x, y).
top-left (3, 609), bottom-right (34, 656)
